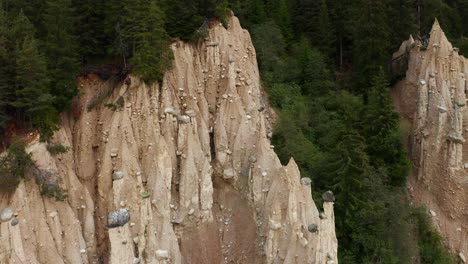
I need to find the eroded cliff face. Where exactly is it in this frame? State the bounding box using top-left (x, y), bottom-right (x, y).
top-left (0, 15), bottom-right (338, 264)
top-left (392, 21), bottom-right (468, 262)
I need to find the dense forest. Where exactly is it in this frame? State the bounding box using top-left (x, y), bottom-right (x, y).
top-left (1, 0), bottom-right (467, 263)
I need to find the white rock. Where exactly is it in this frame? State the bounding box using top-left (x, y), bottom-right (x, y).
top-left (301, 177), bottom-right (312, 185)
top-left (110, 148), bottom-right (119, 157)
top-left (429, 210), bottom-right (437, 217)
top-left (460, 252), bottom-right (466, 263)
top-left (0, 208), bottom-right (13, 222)
top-left (156, 250), bottom-right (169, 260)
top-left (223, 168), bottom-right (235, 179)
top-left (437, 106), bottom-right (447, 113)
top-left (164, 107), bottom-right (179, 116)
top-left (112, 171), bottom-right (127, 180)
top-left (269, 220), bottom-right (282, 231)
top-left (177, 115), bottom-right (190, 123)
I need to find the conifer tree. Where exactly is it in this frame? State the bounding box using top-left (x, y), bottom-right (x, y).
top-left (163, 0), bottom-right (203, 40)
top-left (316, 0), bottom-right (335, 57)
top-left (121, 0), bottom-right (172, 83)
top-left (72, 0), bottom-right (107, 58)
top-left (269, 0), bottom-right (293, 42)
top-left (352, 0), bottom-right (391, 91)
top-left (14, 35), bottom-right (58, 139)
top-left (0, 4), bottom-right (9, 130)
top-left (362, 69), bottom-right (410, 186)
top-left (42, 0), bottom-right (80, 111)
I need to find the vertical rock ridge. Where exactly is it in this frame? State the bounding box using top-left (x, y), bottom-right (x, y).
top-left (392, 20), bottom-right (468, 261)
top-left (0, 15), bottom-right (338, 264)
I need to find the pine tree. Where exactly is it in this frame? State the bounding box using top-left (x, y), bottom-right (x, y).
top-left (72, 0), bottom-right (107, 58)
top-left (292, 38), bottom-right (334, 96)
top-left (2, 0), bottom-right (46, 35)
top-left (14, 35), bottom-right (58, 139)
top-left (268, 0), bottom-right (293, 42)
top-left (42, 0), bottom-right (80, 111)
top-left (316, 0), bottom-right (335, 57)
top-left (388, 0), bottom-right (418, 49)
top-left (163, 0), bottom-right (203, 40)
top-left (122, 0), bottom-right (172, 83)
top-left (292, 0), bottom-right (335, 57)
top-left (362, 69), bottom-right (410, 186)
top-left (0, 3), bottom-right (10, 130)
top-left (352, 0), bottom-right (391, 91)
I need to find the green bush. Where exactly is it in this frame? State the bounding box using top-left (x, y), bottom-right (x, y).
top-left (412, 207), bottom-right (455, 263)
top-left (47, 143), bottom-right (70, 155)
top-left (0, 138), bottom-right (34, 191)
top-left (40, 181), bottom-right (68, 201)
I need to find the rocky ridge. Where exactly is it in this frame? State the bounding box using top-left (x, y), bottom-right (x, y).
top-left (0, 15), bottom-right (338, 264)
top-left (392, 20), bottom-right (468, 262)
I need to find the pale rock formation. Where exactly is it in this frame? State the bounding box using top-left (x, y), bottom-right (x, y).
top-left (0, 15), bottom-right (337, 263)
top-left (392, 20), bottom-right (468, 261)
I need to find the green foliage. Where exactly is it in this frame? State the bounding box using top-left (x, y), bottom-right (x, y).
top-left (0, 137), bottom-right (33, 191)
top-left (46, 143), bottom-right (70, 155)
top-left (86, 77), bottom-right (120, 111)
top-left (42, 0), bottom-right (80, 112)
top-left (251, 21), bottom-right (286, 72)
top-left (412, 208), bottom-right (456, 263)
top-left (104, 97), bottom-right (124, 112)
top-left (351, 0), bottom-right (391, 90)
top-left (40, 181), bottom-right (68, 201)
top-left (243, 1), bottom-right (455, 262)
top-left (361, 69), bottom-right (410, 186)
top-left (163, 0), bottom-right (203, 40)
top-left (72, 0), bottom-right (107, 58)
top-left (15, 34), bottom-right (59, 141)
top-left (121, 0), bottom-right (173, 83)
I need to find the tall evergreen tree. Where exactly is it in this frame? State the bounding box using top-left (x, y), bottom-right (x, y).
top-left (163, 0), bottom-right (203, 40)
top-left (388, 0), bottom-right (418, 49)
top-left (352, 0), bottom-right (391, 91)
top-left (121, 0), bottom-right (172, 83)
top-left (72, 0), bottom-right (107, 59)
top-left (0, 3), bottom-right (10, 130)
top-left (14, 35), bottom-right (58, 139)
top-left (269, 0), bottom-right (293, 42)
top-left (361, 69), bottom-right (410, 186)
top-left (42, 0), bottom-right (80, 111)
top-left (292, 0), bottom-right (335, 57)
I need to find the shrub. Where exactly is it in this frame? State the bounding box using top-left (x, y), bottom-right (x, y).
top-left (40, 181), bottom-right (68, 201)
top-left (412, 207), bottom-right (455, 263)
top-left (86, 76), bottom-right (120, 111)
top-left (0, 137), bottom-right (33, 191)
top-left (47, 143), bottom-right (70, 155)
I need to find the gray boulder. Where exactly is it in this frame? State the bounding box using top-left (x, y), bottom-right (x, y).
top-left (108, 208), bottom-right (130, 228)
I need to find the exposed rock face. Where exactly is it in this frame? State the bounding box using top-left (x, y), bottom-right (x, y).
top-left (0, 15), bottom-right (337, 263)
top-left (392, 20), bottom-right (468, 260)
